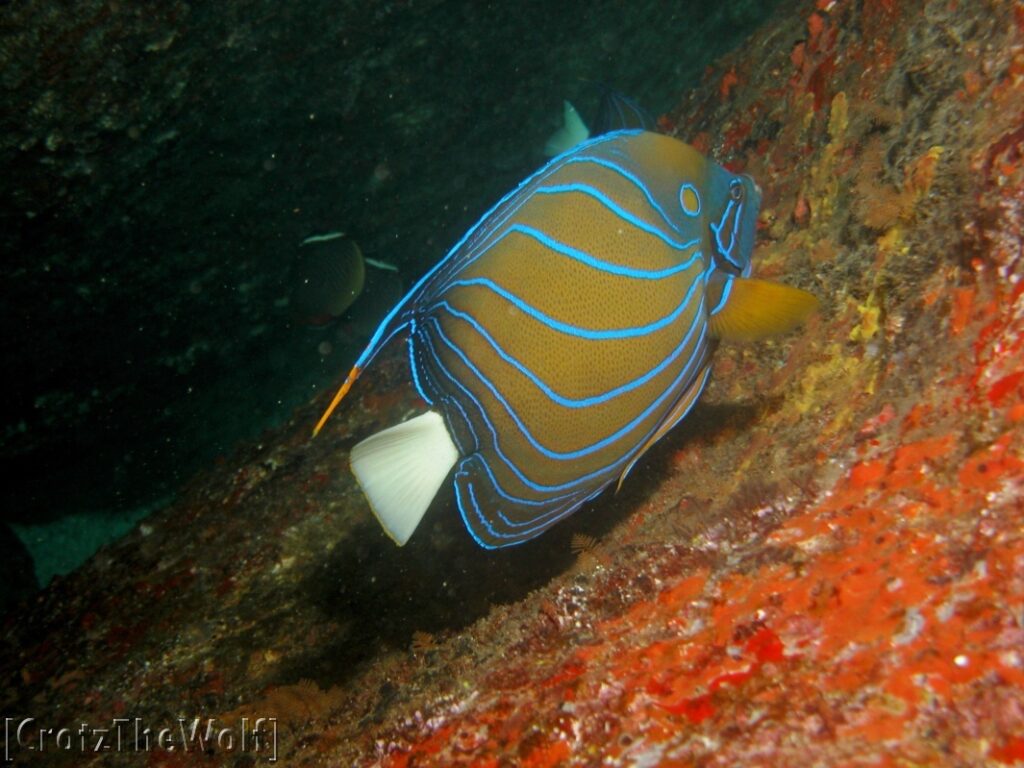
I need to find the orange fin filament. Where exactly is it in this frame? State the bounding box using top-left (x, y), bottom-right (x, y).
top-left (312, 365), bottom-right (362, 437)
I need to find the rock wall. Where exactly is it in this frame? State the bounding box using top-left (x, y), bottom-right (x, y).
top-left (2, 0), bottom-right (1023, 766)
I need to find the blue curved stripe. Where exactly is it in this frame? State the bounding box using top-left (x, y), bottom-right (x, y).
top-left (617, 365), bottom-right (712, 486)
top-left (464, 457), bottom-right (589, 524)
top-left (505, 223), bottom-right (698, 278)
top-left (711, 199), bottom-right (744, 271)
top-left (416, 328), bottom-right (615, 500)
top-left (709, 275), bottom-right (734, 316)
top-left (438, 273), bottom-right (703, 340)
top-left (426, 130), bottom-right (642, 297)
top-left (455, 470), bottom-right (592, 548)
top-left (424, 308), bottom-right (709, 461)
top-left (562, 155), bottom-right (682, 236)
top-left (419, 334), bottom-right (712, 545)
top-left (406, 319), bottom-right (435, 406)
top-left (435, 295), bottom-right (704, 408)
top-left (531, 184), bottom-right (697, 251)
top-left (347, 124), bottom-right (609, 369)
top-left (414, 321), bottom-right (707, 498)
top-left (431, 214), bottom-right (697, 300)
top-left (437, 392), bottom-right (473, 455)
top-left (456, 476), bottom-right (501, 549)
top-left (426, 130), bottom-right (662, 298)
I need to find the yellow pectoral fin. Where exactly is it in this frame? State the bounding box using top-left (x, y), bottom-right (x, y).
top-left (708, 278), bottom-right (819, 342)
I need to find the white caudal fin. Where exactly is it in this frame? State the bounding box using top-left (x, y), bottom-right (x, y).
top-left (349, 410), bottom-right (459, 546)
top-left (543, 100), bottom-right (590, 156)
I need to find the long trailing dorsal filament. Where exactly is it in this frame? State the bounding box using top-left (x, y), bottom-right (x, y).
top-left (312, 365), bottom-right (362, 437)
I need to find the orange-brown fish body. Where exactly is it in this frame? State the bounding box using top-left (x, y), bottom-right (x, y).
top-left (315, 130), bottom-right (816, 548)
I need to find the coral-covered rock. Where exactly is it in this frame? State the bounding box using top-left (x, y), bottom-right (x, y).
top-left (2, 0), bottom-right (1023, 766)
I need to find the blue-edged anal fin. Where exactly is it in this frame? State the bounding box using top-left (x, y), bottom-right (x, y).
top-left (708, 276), bottom-right (818, 343)
top-left (616, 365), bottom-right (712, 492)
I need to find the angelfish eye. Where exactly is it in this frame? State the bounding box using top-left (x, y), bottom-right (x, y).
top-left (729, 180), bottom-right (744, 202)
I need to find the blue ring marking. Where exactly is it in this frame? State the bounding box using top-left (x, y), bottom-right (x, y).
top-left (438, 271), bottom-right (703, 340)
top-left (709, 274), bottom-right (734, 316)
top-left (435, 291), bottom-right (705, 408)
top-left (678, 183), bottom-right (702, 217)
top-left (425, 308), bottom-right (709, 461)
top-left (415, 317), bottom-right (708, 497)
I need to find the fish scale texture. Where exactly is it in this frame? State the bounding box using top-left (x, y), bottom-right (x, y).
top-left (3, 0), bottom-right (1024, 766)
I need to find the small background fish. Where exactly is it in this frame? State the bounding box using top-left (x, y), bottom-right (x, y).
top-left (544, 84), bottom-right (658, 156)
top-left (289, 236), bottom-right (366, 328)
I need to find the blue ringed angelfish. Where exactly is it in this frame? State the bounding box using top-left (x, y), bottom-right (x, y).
top-left (313, 130), bottom-right (817, 549)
